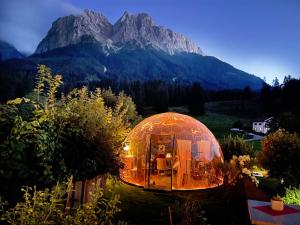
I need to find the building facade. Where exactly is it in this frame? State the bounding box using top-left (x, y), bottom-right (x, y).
top-left (252, 117), bottom-right (273, 134)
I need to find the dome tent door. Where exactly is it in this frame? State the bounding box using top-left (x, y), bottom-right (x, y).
top-left (146, 134), bottom-right (174, 191)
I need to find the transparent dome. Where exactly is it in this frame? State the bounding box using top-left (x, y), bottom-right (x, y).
top-left (120, 112), bottom-right (223, 191)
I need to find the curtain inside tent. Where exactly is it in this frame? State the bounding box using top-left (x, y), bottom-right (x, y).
top-left (176, 139), bottom-right (192, 188)
top-left (197, 140), bottom-right (211, 163)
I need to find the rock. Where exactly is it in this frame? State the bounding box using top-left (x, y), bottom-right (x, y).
top-left (35, 10), bottom-right (202, 55)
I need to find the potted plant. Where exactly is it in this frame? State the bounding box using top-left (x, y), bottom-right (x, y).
top-left (271, 195), bottom-right (284, 211)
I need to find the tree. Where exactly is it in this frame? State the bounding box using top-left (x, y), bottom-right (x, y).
top-left (55, 87), bottom-right (134, 181)
top-left (272, 77), bottom-right (280, 87)
top-left (188, 82), bottom-right (205, 116)
top-left (232, 121), bottom-right (243, 130)
top-left (152, 81), bottom-right (169, 113)
top-left (130, 81), bottom-right (145, 114)
top-left (259, 129), bottom-right (300, 186)
top-left (242, 86), bottom-right (253, 100)
top-left (0, 65), bottom-right (138, 202)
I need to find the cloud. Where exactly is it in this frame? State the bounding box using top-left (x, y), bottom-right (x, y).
top-left (0, 0), bottom-right (82, 54)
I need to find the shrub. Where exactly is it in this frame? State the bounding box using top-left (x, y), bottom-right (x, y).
top-left (0, 177), bottom-right (125, 225)
top-left (258, 177), bottom-right (283, 197)
top-left (221, 134), bottom-right (256, 160)
top-left (283, 186), bottom-right (300, 205)
top-left (259, 129), bottom-right (300, 186)
top-left (172, 200), bottom-right (208, 225)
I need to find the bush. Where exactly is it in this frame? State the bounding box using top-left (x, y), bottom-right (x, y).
top-left (215, 155), bottom-right (258, 186)
top-left (0, 65), bottom-right (139, 201)
top-left (259, 129), bottom-right (300, 186)
top-left (221, 134), bottom-right (256, 160)
top-left (258, 177), bottom-right (283, 197)
top-left (172, 200), bottom-right (208, 225)
top-left (0, 177), bottom-right (125, 224)
top-left (283, 186), bottom-right (300, 205)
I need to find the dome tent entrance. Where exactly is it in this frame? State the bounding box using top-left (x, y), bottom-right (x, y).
top-left (120, 112), bottom-right (224, 191)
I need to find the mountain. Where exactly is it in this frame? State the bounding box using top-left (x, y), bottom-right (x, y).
top-left (0, 40), bottom-right (24, 61)
top-left (35, 10), bottom-right (202, 55)
top-left (0, 10), bottom-right (265, 102)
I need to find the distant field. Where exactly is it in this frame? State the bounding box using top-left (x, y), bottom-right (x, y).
top-left (169, 106), bottom-right (252, 140)
top-left (196, 111), bottom-right (251, 139)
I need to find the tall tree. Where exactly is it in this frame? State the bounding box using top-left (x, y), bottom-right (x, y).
top-left (188, 82), bottom-right (205, 116)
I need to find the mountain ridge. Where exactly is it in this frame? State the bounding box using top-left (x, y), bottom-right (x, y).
top-left (0, 40), bottom-right (24, 61)
top-left (35, 9), bottom-right (202, 55)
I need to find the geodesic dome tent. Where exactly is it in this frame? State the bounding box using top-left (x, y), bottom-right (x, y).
top-left (120, 112), bottom-right (224, 191)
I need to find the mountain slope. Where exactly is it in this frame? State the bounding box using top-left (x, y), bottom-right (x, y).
top-left (31, 41), bottom-right (263, 89)
top-left (0, 40), bottom-right (24, 61)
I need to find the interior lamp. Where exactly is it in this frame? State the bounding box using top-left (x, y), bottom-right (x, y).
top-left (123, 145), bottom-right (130, 151)
top-left (166, 153), bottom-right (172, 158)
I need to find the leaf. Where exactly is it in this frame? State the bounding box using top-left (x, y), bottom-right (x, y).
top-left (7, 98), bottom-right (23, 105)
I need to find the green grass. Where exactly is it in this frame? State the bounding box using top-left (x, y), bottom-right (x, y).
top-left (196, 112), bottom-right (251, 140)
top-left (104, 180), bottom-right (252, 225)
top-left (248, 140), bottom-right (262, 153)
top-left (169, 106), bottom-right (251, 140)
top-left (105, 180), bottom-right (179, 225)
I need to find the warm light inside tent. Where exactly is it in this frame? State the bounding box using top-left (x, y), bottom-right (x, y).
top-left (123, 145), bottom-right (130, 151)
top-left (120, 112), bottom-right (224, 191)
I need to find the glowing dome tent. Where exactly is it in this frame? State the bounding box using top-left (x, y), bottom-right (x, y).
top-left (120, 112), bottom-right (223, 191)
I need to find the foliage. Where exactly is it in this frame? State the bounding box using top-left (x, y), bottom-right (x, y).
top-left (101, 87), bottom-right (140, 124)
top-left (0, 65), bottom-right (66, 202)
top-left (258, 177), bottom-right (283, 197)
top-left (151, 81), bottom-right (169, 113)
top-left (172, 200), bottom-right (208, 225)
top-left (269, 112), bottom-right (300, 134)
top-left (55, 87), bottom-right (134, 180)
top-left (215, 155), bottom-right (258, 186)
top-left (221, 134), bottom-right (256, 160)
top-left (188, 82), bottom-right (205, 116)
top-left (282, 186), bottom-right (300, 206)
top-left (259, 129), bottom-right (300, 186)
top-left (0, 177), bottom-right (125, 225)
top-left (232, 120), bottom-right (243, 130)
top-left (0, 65), bottom-right (138, 202)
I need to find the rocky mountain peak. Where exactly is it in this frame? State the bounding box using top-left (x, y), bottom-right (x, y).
top-left (35, 10), bottom-right (202, 55)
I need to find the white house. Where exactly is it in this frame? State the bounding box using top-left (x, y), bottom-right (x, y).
top-left (252, 117), bottom-right (273, 134)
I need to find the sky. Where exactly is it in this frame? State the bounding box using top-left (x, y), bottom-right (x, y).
top-left (0, 0), bottom-right (299, 84)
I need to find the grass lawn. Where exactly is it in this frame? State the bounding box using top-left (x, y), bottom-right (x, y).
top-left (105, 180), bottom-right (252, 225)
top-left (196, 112), bottom-right (251, 140)
top-left (247, 140), bottom-right (262, 153)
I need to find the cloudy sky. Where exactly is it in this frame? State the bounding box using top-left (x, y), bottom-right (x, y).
top-left (0, 0), bottom-right (299, 83)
